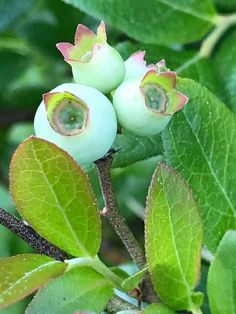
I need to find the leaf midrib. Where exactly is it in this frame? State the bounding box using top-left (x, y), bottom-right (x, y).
top-left (32, 147), bottom-right (89, 256)
top-left (161, 168), bottom-right (191, 299)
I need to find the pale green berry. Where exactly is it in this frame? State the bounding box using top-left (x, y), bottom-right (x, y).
top-left (56, 21), bottom-right (125, 94)
top-left (34, 83), bottom-right (117, 167)
top-left (124, 50), bottom-right (167, 81)
top-left (113, 69), bottom-right (188, 136)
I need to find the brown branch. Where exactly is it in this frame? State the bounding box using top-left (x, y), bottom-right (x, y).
top-left (95, 154), bottom-right (145, 268)
top-left (0, 208), bottom-right (69, 261)
top-left (95, 150), bottom-right (158, 303)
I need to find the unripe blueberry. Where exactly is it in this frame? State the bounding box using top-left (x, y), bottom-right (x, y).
top-left (56, 21), bottom-right (125, 94)
top-left (113, 69), bottom-right (188, 136)
top-left (34, 83), bottom-right (117, 167)
top-left (124, 50), bottom-right (167, 81)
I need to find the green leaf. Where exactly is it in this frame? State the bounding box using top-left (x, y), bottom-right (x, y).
top-left (162, 78), bottom-right (236, 252)
top-left (179, 57), bottom-right (222, 100)
top-left (26, 266), bottom-right (114, 314)
top-left (116, 312), bottom-right (140, 314)
top-left (214, 29), bottom-right (236, 113)
top-left (63, 0), bottom-right (216, 45)
top-left (10, 137), bottom-right (101, 257)
top-left (112, 130), bottom-right (163, 168)
top-left (116, 41), bottom-right (196, 69)
top-left (122, 267), bottom-right (147, 291)
top-left (110, 267), bottom-right (129, 280)
top-left (0, 299), bottom-right (28, 314)
top-left (143, 303), bottom-right (175, 314)
top-left (0, 254), bottom-right (66, 308)
top-left (145, 163), bottom-right (203, 310)
top-left (208, 230), bottom-right (236, 314)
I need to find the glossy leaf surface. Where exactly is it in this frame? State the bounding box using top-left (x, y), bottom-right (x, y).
top-left (145, 163), bottom-right (202, 310)
top-left (163, 78), bottom-right (236, 252)
top-left (26, 266), bottom-right (114, 314)
top-left (63, 0), bottom-right (216, 45)
top-left (10, 137), bottom-right (101, 257)
top-left (0, 254), bottom-right (66, 308)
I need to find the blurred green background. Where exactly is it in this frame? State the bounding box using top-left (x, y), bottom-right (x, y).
top-left (1, 0), bottom-right (235, 312)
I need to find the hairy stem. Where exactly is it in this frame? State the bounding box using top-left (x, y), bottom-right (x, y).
top-left (95, 153), bottom-right (158, 303)
top-left (95, 155), bottom-right (145, 268)
top-left (0, 207), bottom-right (69, 261)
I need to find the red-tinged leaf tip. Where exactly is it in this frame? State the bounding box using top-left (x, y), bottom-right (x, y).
top-left (56, 42), bottom-right (74, 59)
top-left (173, 91), bottom-right (189, 112)
top-left (157, 59), bottom-right (166, 67)
top-left (43, 92), bottom-right (57, 109)
top-left (97, 20), bottom-right (107, 42)
top-left (74, 24), bottom-right (95, 45)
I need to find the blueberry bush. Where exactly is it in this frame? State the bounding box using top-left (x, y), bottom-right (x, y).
top-left (0, 1), bottom-right (236, 313)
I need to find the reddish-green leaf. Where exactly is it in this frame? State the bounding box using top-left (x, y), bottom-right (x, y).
top-left (10, 137), bottom-right (101, 257)
top-left (145, 163), bottom-right (203, 310)
top-left (0, 254), bottom-right (66, 308)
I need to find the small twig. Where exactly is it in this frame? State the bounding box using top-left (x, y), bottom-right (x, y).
top-left (95, 151), bottom-right (158, 303)
top-left (95, 152), bottom-right (145, 268)
top-left (105, 296), bottom-right (138, 313)
top-left (0, 208), bottom-right (69, 261)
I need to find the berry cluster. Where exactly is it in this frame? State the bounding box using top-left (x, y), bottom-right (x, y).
top-left (34, 21), bottom-right (188, 167)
